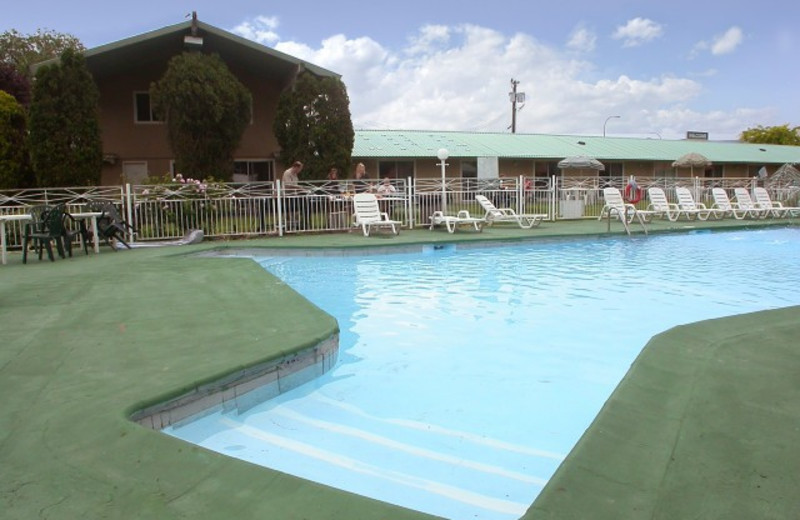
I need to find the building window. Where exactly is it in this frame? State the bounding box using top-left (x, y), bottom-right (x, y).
top-left (601, 162), bottom-right (624, 180)
top-left (234, 160), bottom-right (274, 182)
top-left (461, 160), bottom-right (477, 190)
top-left (134, 92), bottom-right (161, 123)
top-left (378, 160), bottom-right (414, 179)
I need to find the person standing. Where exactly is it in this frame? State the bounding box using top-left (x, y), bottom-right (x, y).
top-left (324, 167), bottom-right (342, 194)
top-left (282, 161), bottom-right (303, 188)
top-left (353, 162), bottom-right (370, 193)
top-left (282, 161), bottom-right (303, 230)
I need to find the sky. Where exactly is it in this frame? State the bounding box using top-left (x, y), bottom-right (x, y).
top-left (5, 0), bottom-right (799, 140)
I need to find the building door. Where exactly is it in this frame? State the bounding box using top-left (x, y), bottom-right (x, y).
top-left (122, 161), bottom-right (148, 184)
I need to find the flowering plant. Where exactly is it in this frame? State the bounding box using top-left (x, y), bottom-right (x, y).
top-left (140, 173), bottom-right (226, 201)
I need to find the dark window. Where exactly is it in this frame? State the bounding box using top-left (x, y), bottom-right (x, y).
top-left (134, 92), bottom-right (161, 123)
top-left (378, 160), bottom-right (414, 179)
top-left (234, 160), bottom-right (274, 181)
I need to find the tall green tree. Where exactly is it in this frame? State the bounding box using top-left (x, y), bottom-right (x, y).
top-left (150, 52), bottom-right (252, 181)
top-left (28, 48), bottom-right (102, 187)
top-left (273, 72), bottom-right (354, 179)
top-left (740, 124), bottom-right (800, 146)
top-left (0, 28), bottom-right (84, 77)
top-left (0, 90), bottom-right (30, 188)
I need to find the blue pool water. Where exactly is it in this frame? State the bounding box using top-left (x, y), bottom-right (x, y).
top-left (165, 228), bottom-right (800, 520)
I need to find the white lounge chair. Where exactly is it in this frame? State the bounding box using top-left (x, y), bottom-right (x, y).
top-left (429, 210), bottom-right (485, 233)
top-left (710, 188), bottom-right (752, 220)
top-left (645, 187), bottom-right (679, 221)
top-left (352, 193), bottom-right (402, 236)
top-left (734, 188), bottom-right (770, 219)
top-left (753, 187), bottom-right (800, 218)
top-left (674, 187), bottom-right (718, 220)
top-left (475, 195), bottom-right (546, 229)
top-left (599, 187), bottom-right (650, 233)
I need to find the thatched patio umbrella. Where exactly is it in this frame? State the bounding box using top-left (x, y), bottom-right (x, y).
top-left (558, 155), bottom-right (605, 173)
top-left (768, 163), bottom-right (800, 188)
top-left (672, 152), bottom-right (712, 176)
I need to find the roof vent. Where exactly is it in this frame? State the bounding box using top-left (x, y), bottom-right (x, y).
top-left (577, 141), bottom-right (586, 145)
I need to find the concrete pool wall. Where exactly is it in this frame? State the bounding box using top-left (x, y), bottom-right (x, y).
top-left (131, 333), bottom-right (339, 429)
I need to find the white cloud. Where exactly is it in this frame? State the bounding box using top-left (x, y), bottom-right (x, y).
top-left (612, 17), bottom-right (664, 47)
top-left (230, 16), bottom-right (769, 140)
top-left (690, 26), bottom-right (743, 59)
top-left (231, 15), bottom-right (280, 45)
top-left (567, 25), bottom-right (597, 53)
top-left (711, 26), bottom-right (743, 55)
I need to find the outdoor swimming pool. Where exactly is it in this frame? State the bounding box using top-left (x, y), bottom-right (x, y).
top-left (165, 228), bottom-right (800, 520)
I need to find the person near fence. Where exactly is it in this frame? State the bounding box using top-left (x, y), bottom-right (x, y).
top-left (377, 176), bottom-right (396, 196)
top-left (353, 163), bottom-right (372, 193)
top-left (323, 167), bottom-right (343, 194)
top-left (282, 161), bottom-right (304, 230)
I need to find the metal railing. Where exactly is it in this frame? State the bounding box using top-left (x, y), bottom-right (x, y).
top-left (1, 176), bottom-right (797, 249)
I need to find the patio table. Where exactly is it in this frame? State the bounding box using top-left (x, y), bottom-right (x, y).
top-left (70, 211), bottom-right (102, 254)
top-left (0, 214), bottom-right (32, 265)
top-left (1, 211), bottom-right (102, 264)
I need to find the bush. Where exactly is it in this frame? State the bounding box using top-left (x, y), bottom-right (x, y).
top-left (0, 90), bottom-right (29, 188)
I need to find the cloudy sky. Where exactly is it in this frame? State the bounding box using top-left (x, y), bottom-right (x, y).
top-left (5, 0), bottom-right (798, 140)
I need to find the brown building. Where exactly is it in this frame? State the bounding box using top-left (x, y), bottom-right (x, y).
top-left (71, 17), bottom-right (339, 185)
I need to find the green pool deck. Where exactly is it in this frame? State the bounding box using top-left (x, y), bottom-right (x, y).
top-left (1, 217), bottom-right (799, 520)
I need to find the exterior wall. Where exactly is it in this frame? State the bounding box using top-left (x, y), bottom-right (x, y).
top-left (97, 53), bottom-right (285, 185)
top-left (499, 159), bottom-right (533, 177)
top-left (723, 163), bottom-right (750, 177)
top-left (414, 159), bottom-right (445, 180)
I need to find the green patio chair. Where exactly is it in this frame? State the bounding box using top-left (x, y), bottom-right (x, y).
top-left (89, 201), bottom-right (135, 249)
top-left (22, 205), bottom-right (61, 263)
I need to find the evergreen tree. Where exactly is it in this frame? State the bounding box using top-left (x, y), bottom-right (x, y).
top-left (273, 72), bottom-right (354, 179)
top-left (0, 90), bottom-right (29, 188)
top-left (28, 47), bottom-right (102, 187)
top-left (150, 52), bottom-right (252, 181)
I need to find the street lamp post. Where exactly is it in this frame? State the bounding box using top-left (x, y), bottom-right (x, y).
top-left (603, 115), bottom-right (621, 137)
top-left (437, 148), bottom-right (449, 213)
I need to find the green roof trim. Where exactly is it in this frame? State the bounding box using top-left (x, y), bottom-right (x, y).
top-left (33, 19), bottom-right (339, 79)
top-left (353, 129), bottom-right (800, 165)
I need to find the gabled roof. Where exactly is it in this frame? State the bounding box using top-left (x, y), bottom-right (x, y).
top-left (353, 129), bottom-right (800, 165)
top-left (34, 19), bottom-right (339, 81)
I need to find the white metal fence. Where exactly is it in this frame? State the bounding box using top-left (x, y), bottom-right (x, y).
top-left (1, 176), bottom-right (797, 249)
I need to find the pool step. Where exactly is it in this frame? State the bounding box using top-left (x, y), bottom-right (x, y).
top-left (210, 395), bottom-right (564, 520)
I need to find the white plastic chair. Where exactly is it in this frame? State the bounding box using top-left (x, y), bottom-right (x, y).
top-left (475, 195), bottom-right (546, 229)
top-left (645, 187), bottom-right (679, 221)
top-left (429, 210), bottom-right (485, 233)
top-left (753, 187), bottom-right (800, 218)
top-left (352, 193), bottom-right (401, 236)
top-left (733, 188), bottom-right (770, 219)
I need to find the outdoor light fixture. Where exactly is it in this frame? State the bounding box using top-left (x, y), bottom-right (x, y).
top-left (437, 148), bottom-right (449, 213)
top-left (603, 115), bottom-right (621, 137)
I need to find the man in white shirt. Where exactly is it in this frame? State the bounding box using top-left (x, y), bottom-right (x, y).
top-left (282, 161), bottom-right (303, 229)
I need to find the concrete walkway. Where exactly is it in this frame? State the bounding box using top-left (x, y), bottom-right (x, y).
top-left (1, 217), bottom-right (798, 519)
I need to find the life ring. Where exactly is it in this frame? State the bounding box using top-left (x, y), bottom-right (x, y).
top-left (624, 183), bottom-right (642, 204)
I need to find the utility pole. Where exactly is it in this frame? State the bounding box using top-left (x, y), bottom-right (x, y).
top-left (509, 79), bottom-right (525, 133)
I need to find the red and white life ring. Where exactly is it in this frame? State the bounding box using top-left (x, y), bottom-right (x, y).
top-left (624, 182), bottom-right (642, 204)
